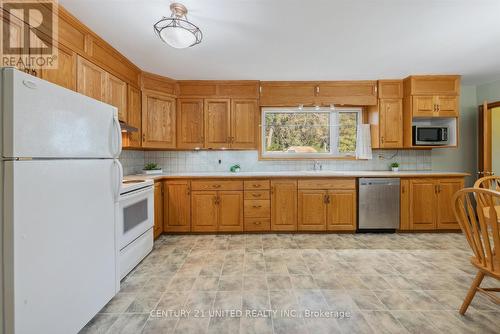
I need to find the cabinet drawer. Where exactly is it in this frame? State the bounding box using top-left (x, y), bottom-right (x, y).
top-left (244, 180), bottom-right (270, 190)
top-left (244, 190), bottom-right (270, 200)
top-left (244, 218), bottom-right (271, 231)
top-left (191, 180), bottom-right (243, 191)
top-left (298, 178), bottom-right (355, 190)
top-left (244, 200), bottom-right (271, 218)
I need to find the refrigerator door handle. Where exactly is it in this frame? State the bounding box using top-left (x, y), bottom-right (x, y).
top-left (111, 116), bottom-right (122, 158)
top-left (112, 159), bottom-right (123, 202)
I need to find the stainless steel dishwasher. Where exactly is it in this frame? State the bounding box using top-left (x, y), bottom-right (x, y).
top-left (358, 178), bottom-right (400, 231)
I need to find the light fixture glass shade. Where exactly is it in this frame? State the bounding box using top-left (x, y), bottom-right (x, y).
top-left (153, 3), bottom-right (202, 49)
top-left (160, 26), bottom-right (197, 48)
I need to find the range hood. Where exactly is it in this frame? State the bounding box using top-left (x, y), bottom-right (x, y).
top-left (119, 120), bottom-right (139, 133)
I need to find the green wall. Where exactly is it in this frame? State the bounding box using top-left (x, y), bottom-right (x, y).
top-left (477, 79), bottom-right (500, 104)
top-left (431, 85), bottom-right (477, 186)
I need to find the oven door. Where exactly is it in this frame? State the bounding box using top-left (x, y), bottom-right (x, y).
top-left (117, 186), bottom-right (154, 250)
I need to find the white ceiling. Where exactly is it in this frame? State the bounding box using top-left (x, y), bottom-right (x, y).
top-left (59, 0), bottom-right (500, 85)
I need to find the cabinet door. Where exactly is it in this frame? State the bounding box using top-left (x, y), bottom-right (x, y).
top-left (298, 190), bottom-right (327, 231)
top-left (437, 96), bottom-right (458, 117)
top-left (1, 11), bottom-right (28, 72)
top-left (205, 99), bottom-right (230, 148)
top-left (77, 56), bottom-right (107, 101)
top-left (327, 190), bottom-right (356, 231)
top-left (40, 44), bottom-right (76, 91)
top-left (153, 182), bottom-right (163, 239)
top-left (142, 91), bottom-right (176, 148)
top-left (437, 178), bottom-right (464, 229)
top-left (164, 180), bottom-right (191, 232)
top-left (107, 73), bottom-right (128, 121)
top-left (124, 85), bottom-right (142, 148)
top-left (191, 191), bottom-right (218, 232)
top-left (271, 179), bottom-right (297, 231)
top-left (231, 99), bottom-right (258, 149)
top-left (400, 179), bottom-right (410, 230)
top-left (409, 179), bottom-right (437, 230)
top-left (177, 98), bottom-right (204, 149)
top-left (379, 99), bottom-right (403, 148)
top-left (412, 96), bottom-right (435, 117)
top-left (218, 191), bottom-right (243, 232)
top-left (259, 82), bottom-right (316, 106)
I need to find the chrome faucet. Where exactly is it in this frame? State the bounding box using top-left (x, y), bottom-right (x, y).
top-left (313, 161), bottom-right (322, 171)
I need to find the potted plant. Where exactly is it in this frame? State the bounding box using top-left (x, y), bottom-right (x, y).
top-left (390, 162), bottom-right (400, 172)
top-left (143, 162), bottom-right (162, 175)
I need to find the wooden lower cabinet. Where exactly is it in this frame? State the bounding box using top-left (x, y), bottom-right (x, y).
top-left (436, 178), bottom-right (464, 229)
top-left (191, 191), bottom-right (218, 232)
top-left (191, 190), bottom-right (243, 232)
top-left (218, 191), bottom-right (244, 232)
top-left (164, 180), bottom-right (191, 232)
top-left (298, 190), bottom-right (327, 231)
top-left (327, 190), bottom-right (356, 231)
top-left (271, 179), bottom-right (297, 231)
top-left (153, 182), bottom-right (164, 239)
top-left (406, 177), bottom-right (464, 230)
top-left (400, 179), bottom-right (410, 231)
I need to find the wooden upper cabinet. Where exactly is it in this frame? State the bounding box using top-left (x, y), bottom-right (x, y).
top-left (142, 90), bottom-right (176, 149)
top-left (164, 180), bottom-right (191, 232)
top-left (124, 85), bottom-right (142, 148)
top-left (191, 191), bottom-right (218, 232)
top-left (153, 182), bottom-right (164, 239)
top-left (205, 99), bottom-right (231, 148)
top-left (177, 99), bottom-right (204, 149)
top-left (298, 190), bottom-right (327, 231)
top-left (404, 76), bottom-right (460, 96)
top-left (106, 73), bottom-right (127, 121)
top-left (260, 82), bottom-right (316, 106)
top-left (142, 72), bottom-right (177, 96)
top-left (327, 190), bottom-right (356, 231)
top-left (40, 44), bottom-right (77, 91)
top-left (271, 179), bottom-right (297, 231)
top-left (378, 80), bottom-right (403, 99)
top-left (379, 99), bottom-right (403, 148)
top-left (436, 96), bottom-right (459, 117)
top-left (409, 179), bottom-right (437, 230)
top-left (231, 99), bottom-right (258, 149)
top-left (437, 178), bottom-right (464, 229)
top-left (77, 56), bottom-right (107, 101)
top-left (177, 81), bottom-right (259, 98)
top-left (412, 95), bottom-right (435, 117)
top-left (316, 81), bottom-right (377, 105)
top-left (218, 191), bottom-right (244, 232)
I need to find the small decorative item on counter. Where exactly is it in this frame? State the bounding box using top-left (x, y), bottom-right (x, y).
top-left (390, 162), bottom-right (400, 172)
top-left (229, 164), bottom-right (241, 173)
top-left (143, 162), bottom-right (163, 175)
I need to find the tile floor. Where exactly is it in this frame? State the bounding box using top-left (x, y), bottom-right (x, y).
top-left (80, 233), bottom-right (500, 334)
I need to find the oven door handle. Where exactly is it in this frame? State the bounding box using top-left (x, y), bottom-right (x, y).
top-left (113, 159), bottom-right (123, 202)
top-left (119, 186), bottom-right (153, 200)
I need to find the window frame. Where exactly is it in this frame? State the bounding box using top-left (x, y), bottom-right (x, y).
top-left (260, 106), bottom-right (362, 160)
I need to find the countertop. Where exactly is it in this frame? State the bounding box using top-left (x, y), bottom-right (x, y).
top-left (124, 170), bottom-right (470, 181)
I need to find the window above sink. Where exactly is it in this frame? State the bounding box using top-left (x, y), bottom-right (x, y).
top-left (260, 107), bottom-right (362, 159)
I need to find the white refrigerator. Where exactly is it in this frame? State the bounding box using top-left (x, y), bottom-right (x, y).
top-left (0, 68), bottom-right (122, 334)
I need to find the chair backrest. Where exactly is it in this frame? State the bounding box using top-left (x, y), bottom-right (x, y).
top-left (453, 188), bottom-right (500, 275)
top-left (474, 176), bottom-right (500, 207)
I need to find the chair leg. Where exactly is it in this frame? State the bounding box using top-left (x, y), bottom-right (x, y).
top-left (459, 271), bottom-right (485, 315)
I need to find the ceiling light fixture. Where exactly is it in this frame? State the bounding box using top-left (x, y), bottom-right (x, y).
top-left (153, 2), bottom-right (202, 49)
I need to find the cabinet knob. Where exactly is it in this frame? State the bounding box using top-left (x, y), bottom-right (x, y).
top-left (252, 205), bottom-right (262, 208)
top-left (212, 184), bottom-right (221, 188)
top-left (253, 184), bottom-right (261, 188)
top-left (254, 221), bottom-right (262, 225)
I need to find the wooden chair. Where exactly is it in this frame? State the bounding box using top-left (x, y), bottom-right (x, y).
top-left (474, 176), bottom-right (500, 206)
top-left (452, 188), bottom-right (500, 315)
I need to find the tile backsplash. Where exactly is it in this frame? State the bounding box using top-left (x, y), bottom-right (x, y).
top-left (120, 150), bottom-right (431, 175)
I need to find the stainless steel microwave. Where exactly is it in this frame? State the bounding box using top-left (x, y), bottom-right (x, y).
top-left (412, 126), bottom-right (449, 146)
